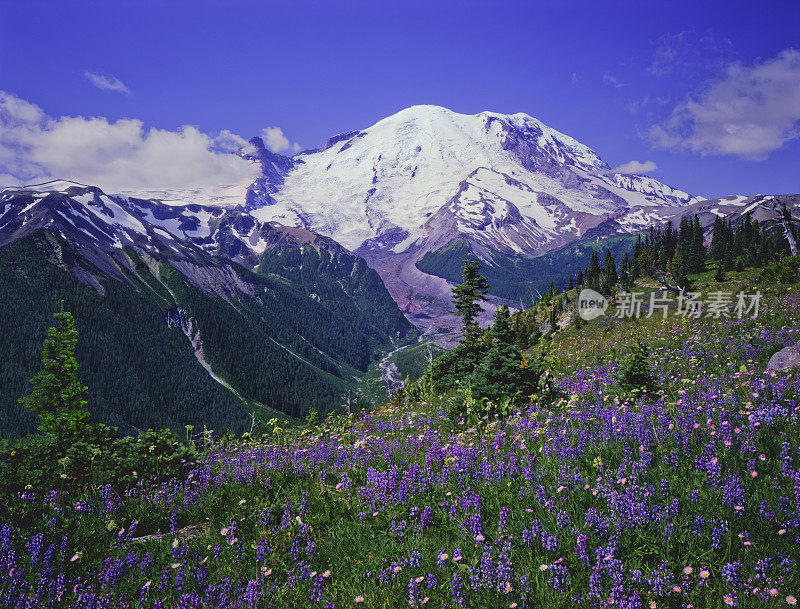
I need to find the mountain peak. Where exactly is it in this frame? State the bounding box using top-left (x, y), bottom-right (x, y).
top-left (253, 103), bottom-right (691, 255)
top-left (245, 104), bottom-right (708, 335)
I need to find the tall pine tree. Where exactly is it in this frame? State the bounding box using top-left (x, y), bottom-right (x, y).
top-left (601, 250), bottom-right (617, 294)
top-left (18, 302), bottom-right (90, 434)
top-left (451, 257), bottom-right (490, 343)
top-left (587, 251), bottom-right (601, 291)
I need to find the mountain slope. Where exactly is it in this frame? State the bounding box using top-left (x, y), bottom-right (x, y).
top-left (0, 232), bottom-right (251, 439)
top-left (238, 106), bottom-right (800, 340)
top-left (0, 183), bottom-right (413, 438)
top-left (6, 109), bottom-right (797, 346)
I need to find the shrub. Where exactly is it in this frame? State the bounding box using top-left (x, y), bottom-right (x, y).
top-left (614, 340), bottom-right (660, 398)
top-left (423, 340), bottom-right (491, 394)
top-left (0, 424), bottom-right (197, 498)
top-left (468, 342), bottom-right (543, 407)
top-left (759, 255), bottom-right (799, 285)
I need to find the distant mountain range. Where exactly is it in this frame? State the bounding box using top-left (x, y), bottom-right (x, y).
top-left (1, 105), bottom-right (797, 437)
top-left (0, 181), bottom-right (412, 438)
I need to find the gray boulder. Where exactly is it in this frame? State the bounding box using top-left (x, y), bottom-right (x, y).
top-left (767, 342), bottom-right (800, 372)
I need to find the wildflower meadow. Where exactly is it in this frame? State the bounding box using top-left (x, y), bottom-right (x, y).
top-left (1, 291), bottom-right (799, 608)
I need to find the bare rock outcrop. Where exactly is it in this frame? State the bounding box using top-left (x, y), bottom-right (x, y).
top-left (767, 341), bottom-right (800, 372)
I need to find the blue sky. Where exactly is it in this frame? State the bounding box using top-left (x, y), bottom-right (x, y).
top-left (1, 0), bottom-right (799, 198)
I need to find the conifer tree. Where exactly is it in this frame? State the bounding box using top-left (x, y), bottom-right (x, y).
top-left (451, 257), bottom-right (490, 343)
top-left (620, 253), bottom-right (631, 290)
top-left (691, 215), bottom-right (706, 272)
top-left (587, 251), bottom-right (601, 290)
top-left (630, 238), bottom-right (642, 278)
top-left (670, 249), bottom-right (690, 288)
top-left (491, 305), bottom-right (515, 345)
top-left (529, 322), bottom-right (542, 345)
top-left (601, 250), bottom-right (617, 294)
top-left (18, 302), bottom-right (90, 434)
top-left (516, 320), bottom-right (530, 351)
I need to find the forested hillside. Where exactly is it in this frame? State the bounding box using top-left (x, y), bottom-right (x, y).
top-left (0, 233), bottom-right (248, 438)
top-left (416, 235), bottom-right (637, 305)
top-left (0, 228), bottom-right (413, 439)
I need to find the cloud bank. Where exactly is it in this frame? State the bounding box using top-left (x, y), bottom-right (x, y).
top-left (84, 71), bottom-right (131, 94)
top-left (648, 49), bottom-right (800, 160)
top-left (0, 91), bottom-right (260, 199)
top-left (262, 126), bottom-right (301, 153)
top-left (614, 160), bottom-right (658, 174)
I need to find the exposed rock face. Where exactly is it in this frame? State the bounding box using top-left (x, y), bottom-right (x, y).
top-left (767, 341), bottom-right (800, 372)
top-left (242, 136), bottom-right (296, 210)
top-left (169, 260), bottom-right (255, 301)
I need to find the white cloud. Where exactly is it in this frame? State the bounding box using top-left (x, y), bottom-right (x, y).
top-left (216, 129), bottom-right (257, 155)
top-left (0, 91), bottom-right (259, 197)
top-left (602, 72), bottom-right (627, 88)
top-left (262, 126), bottom-right (301, 154)
top-left (614, 160), bottom-right (658, 174)
top-left (648, 49), bottom-right (800, 160)
top-left (648, 31), bottom-right (735, 78)
top-left (84, 71), bottom-right (131, 94)
top-left (571, 72), bottom-right (579, 84)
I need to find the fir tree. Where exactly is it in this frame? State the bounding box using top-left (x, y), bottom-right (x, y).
top-left (516, 320), bottom-right (530, 351)
top-left (615, 340), bottom-right (659, 397)
top-left (601, 250), bottom-right (617, 294)
top-left (691, 215), bottom-right (706, 272)
top-left (18, 302), bottom-right (90, 434)
top-left (587, 251), bottom-right (601, 290)
top-left (491, 305), bottom-right (514, 345)
top-left (619, 253), bottom-right (631, 290)
top-left (529, 322), bottom-right (542, 346)
top-left (451, 257), bottom-right (490, 343)
top-left (670, 249), bottom-right (690, 289)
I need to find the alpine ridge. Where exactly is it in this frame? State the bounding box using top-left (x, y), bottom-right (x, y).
top-left (0, 180), bottom-right (413, 438)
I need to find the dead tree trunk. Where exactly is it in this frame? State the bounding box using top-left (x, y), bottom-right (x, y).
top-left (758, 195), bottom-right (798, 256)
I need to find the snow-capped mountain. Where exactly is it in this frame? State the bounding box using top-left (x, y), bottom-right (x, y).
top-left (4, 106), bottom-right (794, 339)
top-left (0, 180), bottom-right (349, 300)
top-left (244, 105), bottom-right (704, 332)
top-left (250, 105), bottom-right (701, 255)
